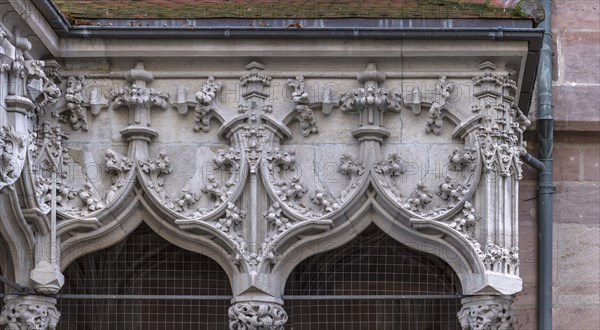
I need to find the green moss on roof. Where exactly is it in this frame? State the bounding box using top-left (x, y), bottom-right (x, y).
top-left (52, 0), bottom-right (543, 24)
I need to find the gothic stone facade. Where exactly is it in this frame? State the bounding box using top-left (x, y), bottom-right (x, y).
top-left (0, 4), bottom-right (539, 329)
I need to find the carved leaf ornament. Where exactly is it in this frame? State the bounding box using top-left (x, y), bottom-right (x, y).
top-left (0, 53), bottom-right (526, 330)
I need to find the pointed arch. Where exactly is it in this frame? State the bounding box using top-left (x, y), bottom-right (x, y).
top-left (57, 221), bottom-right (233, 329)
top-left (283, 223), bottom-right (462, 328)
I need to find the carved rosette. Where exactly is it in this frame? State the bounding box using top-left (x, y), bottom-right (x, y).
top-left (0, 295), bottom-right (60, 330)
top-left (457, 296), bottom-right (515, 330)
top-left (228, 302), bottom-right (288, 330)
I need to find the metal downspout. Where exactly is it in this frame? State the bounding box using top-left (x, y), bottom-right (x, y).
top-left (537, 0), bottom-right (554, 329)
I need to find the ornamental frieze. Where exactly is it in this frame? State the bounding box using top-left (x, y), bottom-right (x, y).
top-left (1, 27), bottom-right (531, 328)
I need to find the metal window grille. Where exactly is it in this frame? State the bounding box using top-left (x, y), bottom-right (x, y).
top-left (57, 222), bottom-right (232, 330)
top-left (284, 224), bottom-right (462, 329)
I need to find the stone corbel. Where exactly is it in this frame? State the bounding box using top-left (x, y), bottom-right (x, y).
top-left (403, 84), bottom-right (422, 114)
top-left (0, 295), bottom-right (60, 330)
top-left (457, 295), bottom-right (515, 330)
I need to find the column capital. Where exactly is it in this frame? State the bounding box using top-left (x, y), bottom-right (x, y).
top-left (228, 300), bottom-right (288, 330)
top-left (457, 295), bottom-right (515, 330)
top-left (0, 295), bottom-right (60, 330)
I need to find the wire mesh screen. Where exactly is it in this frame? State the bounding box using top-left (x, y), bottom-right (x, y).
top-left (285, 298), bottom-right (462, 330)
top-left (284, 224), bottom-right (462, 329)
top-left (57, 222), bottom-right (231, 329)
top-left (58, 299), bottom-right (230, 330)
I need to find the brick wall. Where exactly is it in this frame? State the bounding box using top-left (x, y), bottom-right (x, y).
top-left (514, 1), bottom-right (600, 329)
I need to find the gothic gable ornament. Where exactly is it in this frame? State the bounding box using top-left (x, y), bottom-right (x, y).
top-left (1, 21), bottom-right (533, 328)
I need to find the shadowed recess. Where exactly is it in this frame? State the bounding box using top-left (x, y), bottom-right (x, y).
top-left (57, 222), bottom-right (232, 330)
top-left (284, 224), bottom-right (462, 329)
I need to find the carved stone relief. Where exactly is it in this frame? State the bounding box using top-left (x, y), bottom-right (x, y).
top-left (0, 296), bottom-right (60, 330)
top-left (1, 25), bottom-right (531, 329)
top-left (228, 302), bottom-right (288, 330)
top-left (457, 296), bottom-right (515, 330)
top-left (0, 125), bottom-right (26, 189)
top-left (57, 75), bottom-right (108, 131)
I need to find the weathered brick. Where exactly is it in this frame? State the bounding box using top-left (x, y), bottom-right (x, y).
top-left (559, 31), bottom-right (600, 84)
top-left (554, 182), bottom-right (600, 224)
top-left (553, 146), bottom-right (581, 181)
top-left (553, 0), bottom-right (600, 32)
top-left (583, 147), bottom-right (600, 181)
top-left (554, 306), bottom-right (600, 330)
top-left (553, 85), bottom-right (600, 123)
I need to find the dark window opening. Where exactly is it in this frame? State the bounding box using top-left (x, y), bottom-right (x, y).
top-left (57, 222), bottom-right (232, 330)
top-left (284, 224), bottom-right (462, 329)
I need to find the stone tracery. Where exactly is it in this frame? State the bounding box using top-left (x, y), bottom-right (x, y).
top-left (0, 25), bottom-right (530, 328)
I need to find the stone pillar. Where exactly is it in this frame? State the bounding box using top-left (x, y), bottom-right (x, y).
top-left (0, 295), bottom-right (60, 330)
top-left (457, 295), bottom-right (515, 330)
top-left (228, 300), bottom-right (288, 330)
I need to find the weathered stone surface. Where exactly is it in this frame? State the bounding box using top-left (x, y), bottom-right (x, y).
top-left (553, 146), bottom-right (581, 181)
top-left (518, 182), bottom-right (538, 224)
top-left (513, 305), bottom-right (537, 330)
top-left (553, 0), bottom-right (600, 32)
top-left (556, 284), bottom-right (600, 307)
top-left (554, 182), bottom-right (600, 224)
top-left (554, 307), bottom-right (600, 330)
top-left (553, 85), bottom-right (600, 123)
top-left (558, 31), bottom-right (600, 84)
top-left (555, 223), bottom-right (600, 284)
top-left (583, 146), bottom-right (600, 181)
